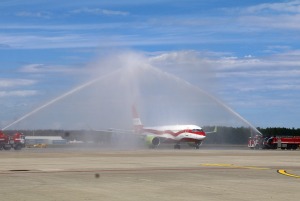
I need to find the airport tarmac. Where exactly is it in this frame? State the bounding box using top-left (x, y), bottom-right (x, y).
top-left (0, 146), bottom-right (299, 201)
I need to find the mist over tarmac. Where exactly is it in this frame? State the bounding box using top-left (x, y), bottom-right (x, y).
top-left (6, 50), bottom-right (257, 133)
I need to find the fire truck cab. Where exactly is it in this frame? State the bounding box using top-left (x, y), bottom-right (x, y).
top-left (0, 131), bottom-right (25, 150)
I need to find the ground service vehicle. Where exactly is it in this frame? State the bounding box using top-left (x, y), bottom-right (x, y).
top-left (0, 131), bottom-right (25, 150)
top-left (248, 135), bottom-right (300, 150)
top-left (27, 143), bottom-right (47, 148)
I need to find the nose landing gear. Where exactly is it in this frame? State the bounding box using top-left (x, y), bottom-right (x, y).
top-left (195, 141), bottom-right (202, 149)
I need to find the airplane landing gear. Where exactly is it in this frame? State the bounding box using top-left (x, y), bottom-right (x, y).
top-left (174, 144), bottom-right (181, 149)
top-left (195, 141), bottom-right (202, 149)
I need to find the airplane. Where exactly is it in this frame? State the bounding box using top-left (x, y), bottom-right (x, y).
top-left (132, 105), bottom-right (217, 149)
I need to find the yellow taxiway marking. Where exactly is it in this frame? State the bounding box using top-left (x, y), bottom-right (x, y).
top-left (201, 163), bottom-right (270, 170)
top-left (277, 170), bottom-right (300, 178)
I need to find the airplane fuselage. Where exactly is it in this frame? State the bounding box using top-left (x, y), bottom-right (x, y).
top-left (141, 124), bottom-right (206, 143)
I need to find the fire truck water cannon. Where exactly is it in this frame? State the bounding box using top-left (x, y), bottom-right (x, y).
top-left (248, 135), bottom-right (300, 150)
top-left (0, 130), bottom-right (25, 151)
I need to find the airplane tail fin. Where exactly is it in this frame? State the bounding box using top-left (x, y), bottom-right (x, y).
top-left (213, 126), bottom-right (217, 133)
top-left (132, 105), bottom-right (143, 134)
top-left (205, 126), bottom-right (217, 134)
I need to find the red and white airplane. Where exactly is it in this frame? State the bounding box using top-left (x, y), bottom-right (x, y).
top-left (132, 105), bottom-right (216, 149)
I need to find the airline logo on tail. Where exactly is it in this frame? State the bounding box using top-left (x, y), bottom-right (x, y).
top-left (132, 105), bottom-right (143, 133)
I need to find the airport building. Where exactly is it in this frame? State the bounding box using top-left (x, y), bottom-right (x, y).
top-left (25, 136), bottom-right (67, 145)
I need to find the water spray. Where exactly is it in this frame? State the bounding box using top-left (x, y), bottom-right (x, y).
top-left (2, 51), bottom-right (262, 136)
top-left (145, 65), bottom-right (262, 135)
top-left (2, 68), bottom-right (122, 131)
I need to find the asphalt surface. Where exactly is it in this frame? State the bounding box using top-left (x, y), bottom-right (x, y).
top-left (0, 146), bottom-right (299, 201)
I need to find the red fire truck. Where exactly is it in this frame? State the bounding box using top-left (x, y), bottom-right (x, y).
top-left (248, 135), bottom-right (300, 150)
top-left (0, 130), bottom-right (25, 150)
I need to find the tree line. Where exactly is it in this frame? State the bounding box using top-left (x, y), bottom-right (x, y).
top-left (203, 126), bottom-right (300, 144)
top-left (257, 127), bottom-right (300, 137)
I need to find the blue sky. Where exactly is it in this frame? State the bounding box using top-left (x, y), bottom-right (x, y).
top-left (1, 0), bottom-right (300, 129)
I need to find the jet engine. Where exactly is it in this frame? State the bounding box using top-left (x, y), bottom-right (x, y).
top-left (145, 136), bottom-right (160, 148)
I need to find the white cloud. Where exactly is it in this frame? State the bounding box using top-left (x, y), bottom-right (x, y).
top-left (19, 64), bottom-right (75, 74)
top-left (245, 0), bottom-right (300, 14)
top-left (0, 43), bottom-right (11, 48)
top-left (0, 79), bottom-right (37, 88)
top-left (208, 50), bottom-right (300, 71)
top-left (148, 50), bottom-right (216, 82)
top-left (217, 70), bottom-right (300, 78)
top-left (238, 14), bottom-right (300, 30)
top-left (214, 1), bottom-right (300, 31)
top-left (278, 49), bottom-right (300, 56)
top-left (70, 8), bottom-right (129, 16)
top-left (15, 11), bottom-right (52, 19)
top-left (0, 34), bottom-right (100, 49)
top-left (148, 50), bottom-right (300, 84)
top-left (149, 50), bottom-right (203, 66)
top-left (224, 96), bottom-right (290, 108)
top-left (0, 90), bottom-right (38, 97)
top-left (1, 23), bottom-right (126, 31)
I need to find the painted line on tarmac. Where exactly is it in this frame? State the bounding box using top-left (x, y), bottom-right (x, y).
top-left (277, 170), bottom-right (300, 178)
top-left (201, 164), bottom-right (270, 170)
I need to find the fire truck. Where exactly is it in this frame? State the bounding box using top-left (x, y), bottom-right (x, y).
top-left (248, 135), bottom-right (300, 150)
top-left (0, 130), bottom-right (25, 150)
